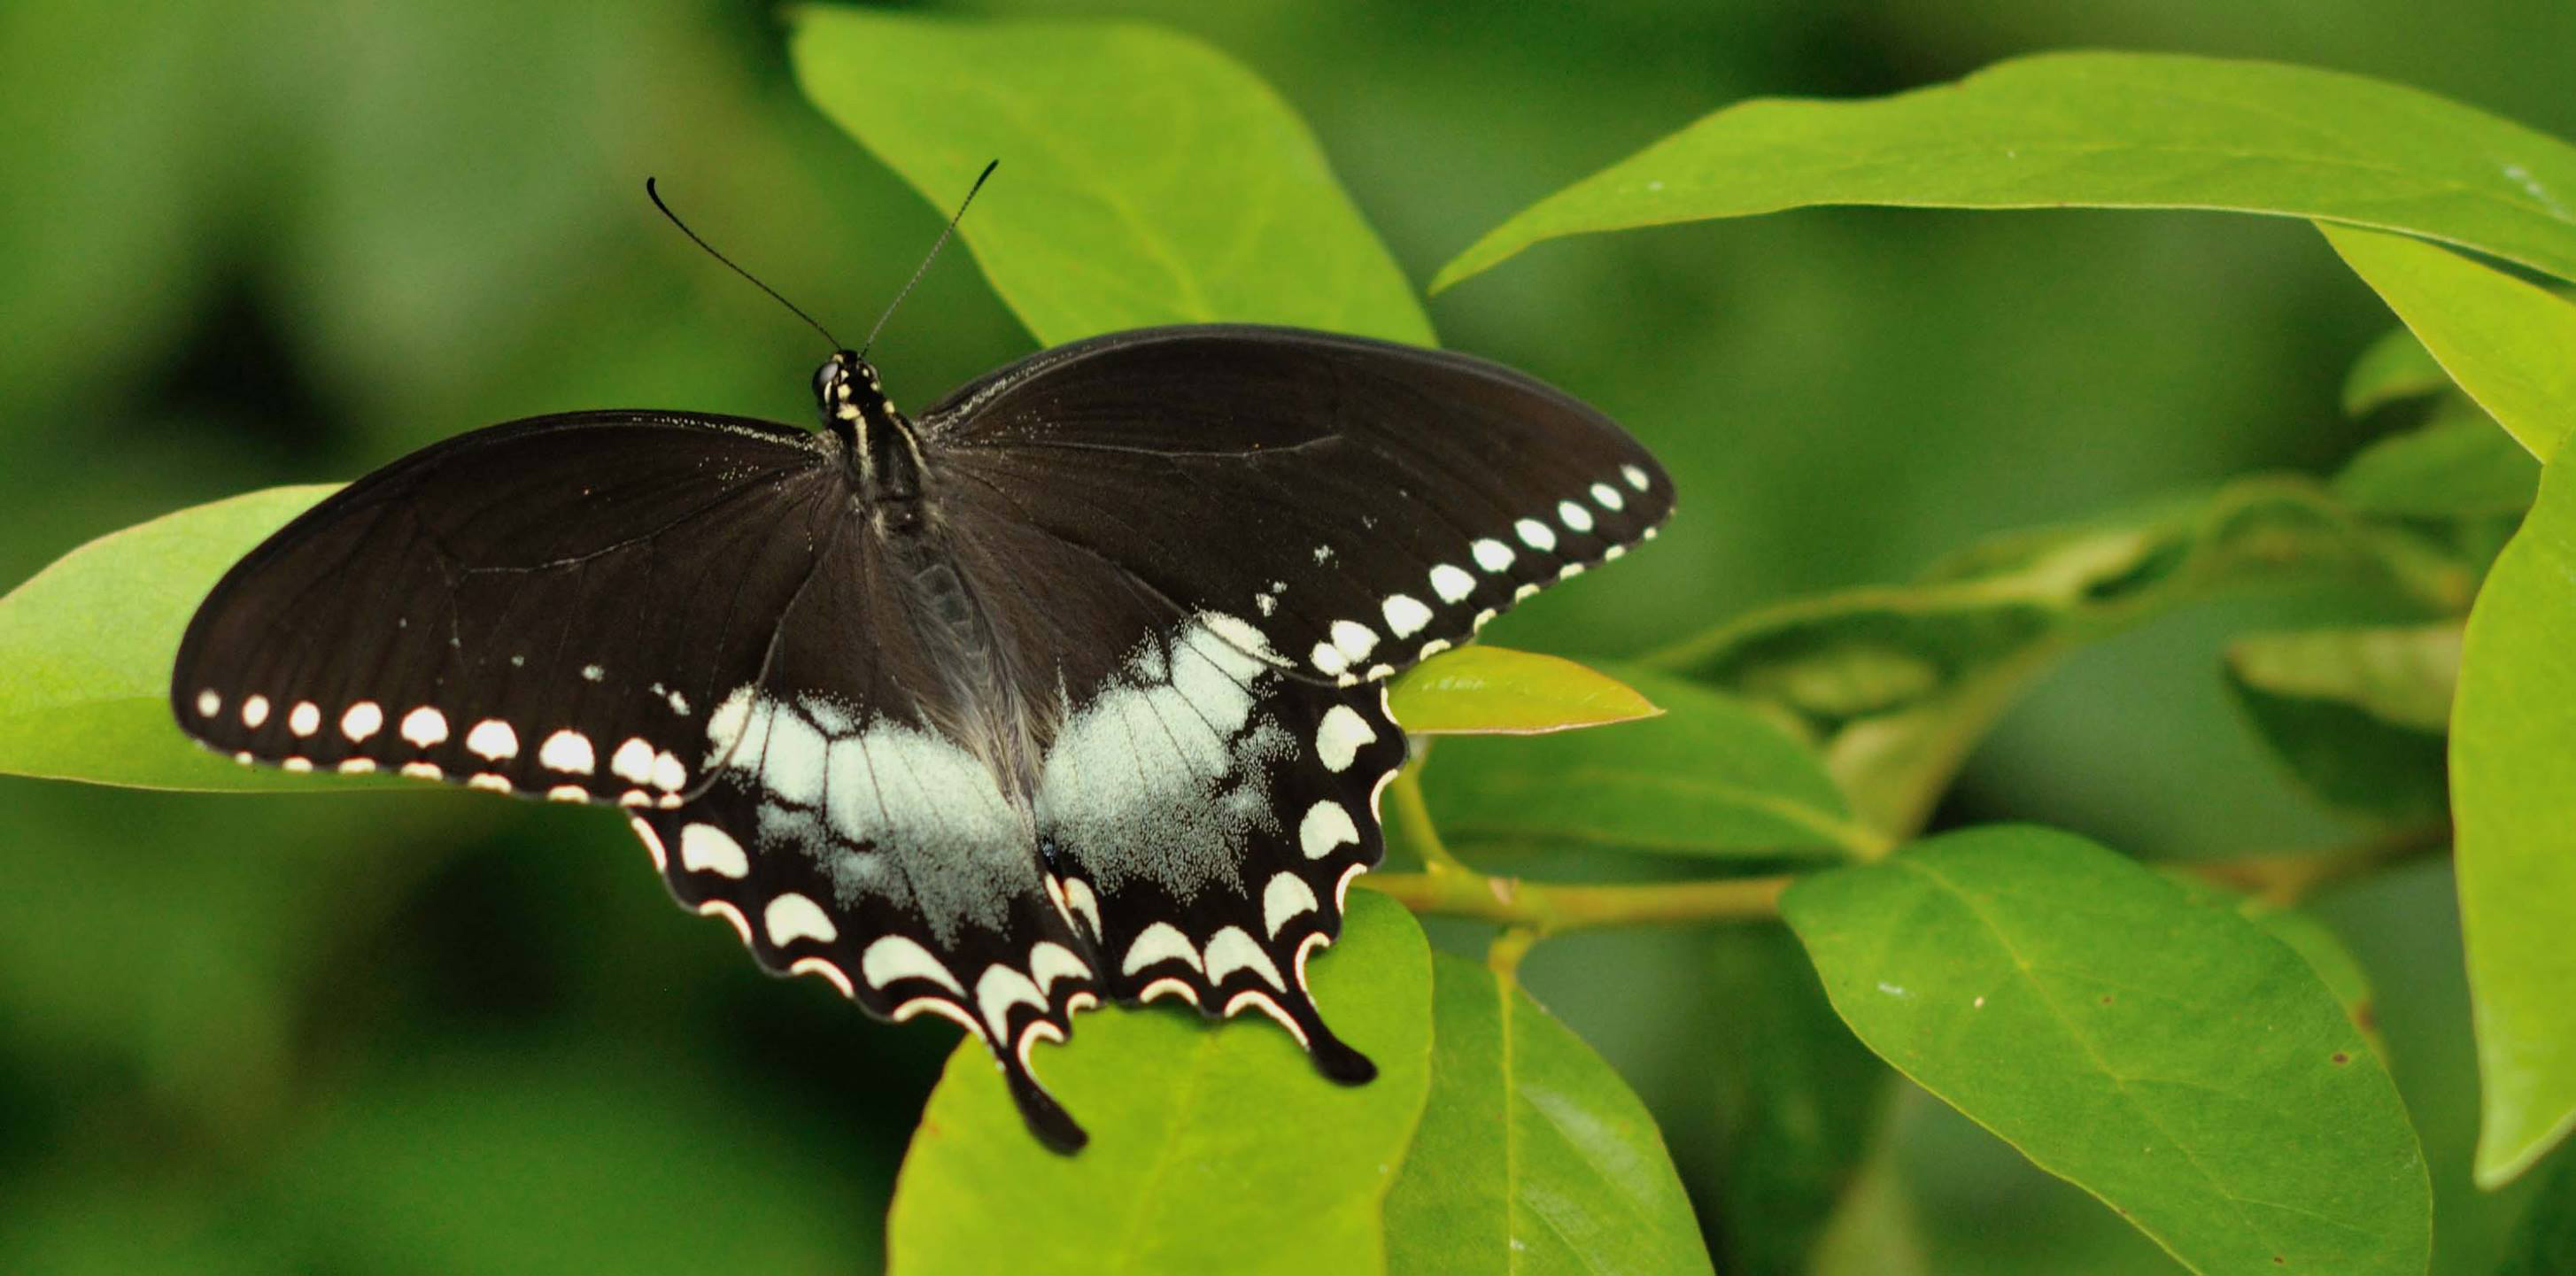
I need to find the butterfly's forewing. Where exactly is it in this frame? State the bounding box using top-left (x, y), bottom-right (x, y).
top-left (928, 325), bottom-right (1671, 1080)
top-left (927, 326), bottom-right (1675, 685)
top-left (173, 408), bottom-right (1109, 1148)
top-left (172, 411), bottom-right (835, 801)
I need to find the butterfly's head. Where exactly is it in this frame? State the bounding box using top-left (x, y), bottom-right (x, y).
top-left (814, 350), bottom-right (893, 437)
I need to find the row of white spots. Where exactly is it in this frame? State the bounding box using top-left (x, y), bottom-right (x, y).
top-left (1117, 921), bottom-right (1285, 991)
top-left (202, 686), bottom-right (690, 805)
top-left (1303, 467), bottom-right (1653, 681)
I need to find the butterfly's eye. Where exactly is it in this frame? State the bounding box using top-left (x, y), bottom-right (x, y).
top-left (812, 360), bottom-right (845, 408)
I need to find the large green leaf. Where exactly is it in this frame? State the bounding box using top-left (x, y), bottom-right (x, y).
top-left (1386, 645), bottom-right (1659, 736)
top-left (1435, 51), bottom-right (2576, 291)
top-left (1419, 663), bottom-right (1870, 864)
top-left (2323, 225), bottom-right (2576, 461)
top-left (1783, 825), bottom-right (2431, 1276)
top-left (887, 892), bottom-right (1433, 1275)
top-left (1382, 953), bottom-right (1710, 1275)
top-left (2453, 458), bottom-right (2576, 1186)
top-left (1650, 476), bottom-right (2474, 834)
top-left (790, 8), bottom-right (1433, 349)
top-left (2223, 623), bottom-right (2458, 824)
top-left (0, 484), bottom-right (391, 792)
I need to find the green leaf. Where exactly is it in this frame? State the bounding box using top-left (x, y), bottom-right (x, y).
top-left (1435, 51), bottom-right (2576, 291)
top-left (1706, 925), bottom-right (1900, 1276)
top-left (789, 8), bottom-right (1433, 349)
top-left (2453, 458), bottom-right (2576, 1185)
top-left (1382, 953), bottom-right (1711, 1275)
top-left (1420, 663), bottom-right (1870, 863)
top-left (2244, 905), bottom-right (2386, 1062)
top-left (2340, 325), bottom-right (2452, 418)
top-left (2494, 1149), bottom-right (2576, 1276)
top-left (1650, 477), bottom-right (2474, 834)
top-left (2323, 225), bottom-right (2576, 461)
top-left (1386, 646), bottom-right (1659, 736)
top-left (887, 892), bottom-right (1432, 1275)
top-left (0, 485), bottom-right (398, 792)
top-left (1783, 825), bottom-right (2431, 1276)
top-left (2223, 624), bottom-right (2458, 824)
top-left (2334, 412), bottom-right (2539, 519)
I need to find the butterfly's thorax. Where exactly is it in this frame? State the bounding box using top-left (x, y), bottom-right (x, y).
top-left (821, 361), bottom-right (1047, 801)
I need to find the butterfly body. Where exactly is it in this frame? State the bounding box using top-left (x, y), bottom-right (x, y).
top-left (173, 324), bottom-right (1672, 1151)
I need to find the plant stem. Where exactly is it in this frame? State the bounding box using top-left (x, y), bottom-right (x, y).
top-left (1360, 824), bottom-right (2448, 934)
top-left (1361, 869), bottom-right (1791, 936)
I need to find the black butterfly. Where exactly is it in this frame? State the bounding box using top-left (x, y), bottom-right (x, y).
top-left (171, 321), bottom-right (1672, 1151)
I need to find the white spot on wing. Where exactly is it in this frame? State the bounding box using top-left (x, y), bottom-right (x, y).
top-left (1310, 640), bottom-right (1350, 678)
top-left (1427, 564), bottom-right (1476, 605)
top-left (1028, 941), bottom-right (1091, 996)
top-left (1299, 800), bottom-right (1359, 859)
top-left (1329, 620), bottom-right (1378, 662)
top-left (1515, 518), bottom-right (1557, 552)
top-left (679, 823), bottom-right (749, 878)
top-left (1382, 593), bottom-right (1435, 638)
top-left (538, 730), bottom-right (595, 774)
top-left (288, 702), bottom-right (320, 737)
top-left (975, 964), bottom-right (1047, 1040)
top-left (1121, 921), bottom-right (1203, 975)
top-left (581, 664), bottom-right (604, 683)
top-left (400, 707), bottom-right (448, 748)
top-left (282, 757), bottom-right (313, 773)
top-left (465, 719), bottom-right (518, 761)
top-left (1622, 463), bottom-right (1651, 491)
top-left (1420, 638), bottom-right (1452, 661)
top-left (341, 701), bottom-right (382, 742)
top-left (1061, 878), bottom-right (1102, 939)
top-left (1591, 482), bottom-right (1625, 511)
top-left (1558, 499), bottom-right (1595, 533)
top-left (610, 737), bottom-right (655, 785)
top-left (1316, 704), bottom-right (1377, 772)
top-left (764, 893), bottom-right (837, 947)
top-left (241, 695), bottom-right (270, 729)
top-left (863, 935), bottom-right (964, 994)
top-left (1204, 926), bottom-right (1285, 990)
top-left (1472, 538), bottom-right (1515, 572)
top-left (1265, 873), bottom-right (1319, 937)
top-left (650, 750), bottom-right (686, 793)
top-left (196, 690), bottom-right (221, 718)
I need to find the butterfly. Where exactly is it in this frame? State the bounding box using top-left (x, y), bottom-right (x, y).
top-left (169, 182), bottom-right (1671, 1151)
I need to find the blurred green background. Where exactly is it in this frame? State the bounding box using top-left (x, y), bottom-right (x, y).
top-left (4, 1), bottom-right (2569, 1272)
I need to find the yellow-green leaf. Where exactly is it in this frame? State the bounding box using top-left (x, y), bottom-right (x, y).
top-left (2323, 225), bottom-right (2576, 461)
top-left (2453, 458), bottom-right (2576, 1185)
top-left (790, 8), bottom-right (1433, 349)
top-left (1386, 646), bottom-right (1659, 736)
top-left (1436, 51), bottom-right (2576, 292)
top-left (1382, 954), bottom-right (1710, 1275)
top-left (886, 892), bottom-right (1433, 1275)
top-left (0, 485), bottom-right (383, 792)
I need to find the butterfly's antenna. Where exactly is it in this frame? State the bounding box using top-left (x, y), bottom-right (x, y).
top-left (860, 159), bottom-right (998, 359)
top-left (646, 177), bottom-right (846, 352)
